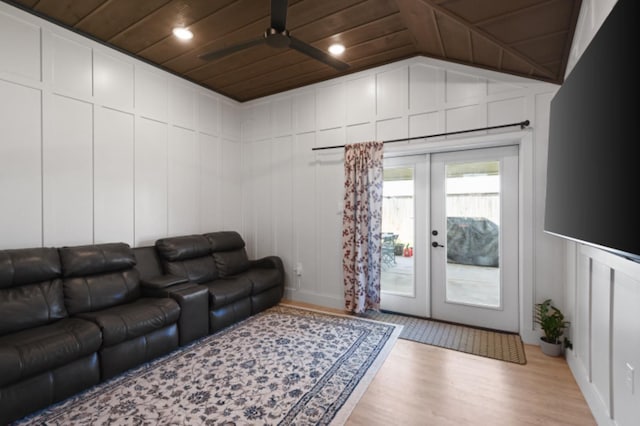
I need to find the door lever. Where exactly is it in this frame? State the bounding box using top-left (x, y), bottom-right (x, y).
top-left (431, 242), bottom-right (444, 248)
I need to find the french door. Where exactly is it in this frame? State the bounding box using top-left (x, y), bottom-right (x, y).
top-left (379, 155), bottom-right (429, 317)
top-left (380, 146), bottom-right (519, 332)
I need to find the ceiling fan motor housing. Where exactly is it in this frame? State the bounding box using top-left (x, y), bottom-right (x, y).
top-left (264, 27), bottom-right (291, 48)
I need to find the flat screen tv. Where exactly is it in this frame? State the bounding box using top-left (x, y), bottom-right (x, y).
top-left (544, 0), bottom-right (639, 263)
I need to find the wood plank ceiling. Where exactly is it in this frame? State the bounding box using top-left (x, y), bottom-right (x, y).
top-left (4, 0), bottom-right (582, 102)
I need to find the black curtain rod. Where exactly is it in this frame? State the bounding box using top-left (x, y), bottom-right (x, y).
top-left (311, 120), bottom-right (530, 151)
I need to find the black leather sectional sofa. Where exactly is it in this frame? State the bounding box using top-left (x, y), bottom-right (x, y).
top-left (0, 231), bottom-right (284, 424)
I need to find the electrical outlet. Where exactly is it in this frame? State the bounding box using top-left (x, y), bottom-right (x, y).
top-left (625, 363), bottom-right (634, 394)
top-left (295, 262), bottom-right (303, 277)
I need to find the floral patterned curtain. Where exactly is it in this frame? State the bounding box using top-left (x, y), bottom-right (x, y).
top-left (342, 141), bottom-right (384, 314)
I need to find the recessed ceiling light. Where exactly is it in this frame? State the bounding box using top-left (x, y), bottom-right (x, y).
top-left (173, 27), bottom-right (193, 41)
top-left (328, 43), bottom-right (345, 55)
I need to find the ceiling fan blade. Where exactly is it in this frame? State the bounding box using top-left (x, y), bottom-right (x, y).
top-left (198, 37), bottom-right (266, 61)
top-left (270, 0), bottom-right (289, 32)
top-left (289, 36), bottom-right (349, 71)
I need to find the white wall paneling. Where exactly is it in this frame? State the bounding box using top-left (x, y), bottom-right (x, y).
top-left (376, 117), bottom-right (407, 142)
top-left (43, 95), bottom-right (93, 246)
top-left (316, 83), bottom-right (345, 130)
top-left (135, 67), bottom-right (168, 122)
top-left (248, 140), bottom-right (273, 258)
top-left (0, 80), bottom-right (42, 248)
top-left (346, 123), bottom-right (375, 144)
top-left (445, 70), bottom-right (486, 103)
top-left (168, 126), bottom-right (199, 236)
top-left (488, 97), bottom-right (526, 128)
top-left (170, 81), bottom-right (195, 130)
top-left (199, 133), bottom-right (221, 233)
top-left (445, 104), bottom-right (485, 135)
top-left (50, 34), bottom-right (92, 99)
top-left (316, 149), bottom-right (344, 300)
top-left (376, 67), bottom-right (408, 120)
top-left (198, 93), bottom-right (219, 136)
top-left (94, 52), bottom-right (133, 110)
top-left (566, 245), bottom-right (640, 426)
top-left (272, 97), bottom-right (292, 137)
top-left (612, 270), bottom-right (640, 426)
top-left (221, 100), bottom-right (241, 140)
top-left (0, 10), bottom-right (41, 82)
top-left (346, 75), bottom-right (375, 125)
top-left (409, 112), bottom-right (442, 139)
top-left (0, 1), bottom-right (242, 251)
top-left (271, 136), bottom-right (294, 287)
top-left (293, 91), bottom-right (315, 133)
top-left (317, 127), bottom-right (345, 149)
top-left (292, 132), bottom-right (317, 296)
top-left (409, 64), bottom-right (443, 112)
top-left (243, 102), bottom-right (271, 142)
top-left (94, 107), bottom-right (134, 245)
top-left (533, 91), bottom-right (565, 309)
top-left (220, 139), bottom-right (242, 232)
top-left (134, 118), bottom-right (168, 246)
top-left (591, 260), bottom-right (612, 413)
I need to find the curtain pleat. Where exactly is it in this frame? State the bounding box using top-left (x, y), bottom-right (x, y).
top-left (342, 141), bottom-right (384, 314)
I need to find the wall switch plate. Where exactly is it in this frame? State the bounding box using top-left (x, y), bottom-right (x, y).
top-left (625, 363), bottom-right (634, 394)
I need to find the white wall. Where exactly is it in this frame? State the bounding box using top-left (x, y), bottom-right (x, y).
top-left (240, 55), bottom-right (562, 343)
top-left (0, 2), bottom-right (243, 250)
top-left (561, 2), bottom-right (640, 425)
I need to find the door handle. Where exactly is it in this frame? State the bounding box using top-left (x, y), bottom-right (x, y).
top-left (432, 242), bottom-right (444, 248)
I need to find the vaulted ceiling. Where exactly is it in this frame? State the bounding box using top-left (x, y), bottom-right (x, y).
top-left (4, 0), bottom-right (582, 102)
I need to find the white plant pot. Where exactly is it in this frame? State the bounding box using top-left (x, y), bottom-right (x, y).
top-left (540, 338), bottom-right (563, 357)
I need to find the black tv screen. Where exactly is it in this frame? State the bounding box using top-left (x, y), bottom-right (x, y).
top-left (544, 0), bottom-right (639, 263)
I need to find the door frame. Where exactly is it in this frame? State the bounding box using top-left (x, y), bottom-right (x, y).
top-left (382, 130), bottom-right (537, 341)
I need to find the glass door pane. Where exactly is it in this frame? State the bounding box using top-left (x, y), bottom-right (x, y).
top-left (381, 166), bottom-right (415, 296)
top-left (445, 161), bottom-right (501, 308)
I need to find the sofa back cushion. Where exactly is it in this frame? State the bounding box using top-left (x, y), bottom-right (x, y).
top-left (155, 235), bottom-right (218, 283)
top-left (0, 247), bottom-right (61, 289)
top-left (0, 248), bottom-right (67, 336)
top-left (59, 243), bottom-right (140, 314)
top-left (204, 231), bottom-right (250, 277)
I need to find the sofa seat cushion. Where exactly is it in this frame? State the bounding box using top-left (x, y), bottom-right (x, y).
top-left (0, 318), bottom-right (101, 387)
top-left (237, 268), bottom-right (283, 294)
top-left (77, 298), bottom-right (180, 347)
top-left (204, 277), bottom-right (252, 309)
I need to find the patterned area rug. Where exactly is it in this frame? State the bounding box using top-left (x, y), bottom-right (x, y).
top-left (13, 305), bottom-right (401, 426)
top-left (361, 310), bottom-right (527, 365)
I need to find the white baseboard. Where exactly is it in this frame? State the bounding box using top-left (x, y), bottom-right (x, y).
top-left (283, 288), bottom-right (344, 310)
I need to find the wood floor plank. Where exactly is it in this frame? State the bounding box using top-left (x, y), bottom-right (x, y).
top-left (282, 300), bottom-right (595, 426)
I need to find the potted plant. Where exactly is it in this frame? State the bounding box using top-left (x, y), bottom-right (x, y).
top-left (534, 299), bottom-right (573, 357)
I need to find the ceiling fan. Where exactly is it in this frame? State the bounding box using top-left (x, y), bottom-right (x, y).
top-left (198, 0), bottom-right (349, 71)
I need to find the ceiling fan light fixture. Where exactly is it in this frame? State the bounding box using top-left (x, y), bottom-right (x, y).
top-left (328, 43), bottom-right (345, 56)
top-left (172, 27), bottom-right (193, 41)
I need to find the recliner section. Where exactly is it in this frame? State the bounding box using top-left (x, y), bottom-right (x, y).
top-left (156, 231), bottom-right (285, 333)
top-left (0, 247), bottom-right (102, 425)
top-left (0, 232), bottom-right (284, 424)
top-left (58, 243), bottom-right (181, 380)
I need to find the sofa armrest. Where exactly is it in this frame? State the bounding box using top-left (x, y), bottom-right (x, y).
top-left (250, 256), bottom-right (284, 272)
top-left (140, 274), bottom-right (188, 290)
top-left (142, 282), bottom-right (209, 346)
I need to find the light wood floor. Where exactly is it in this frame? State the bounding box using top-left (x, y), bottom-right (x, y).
top-left (284, 300), bottom-right (596, 426)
